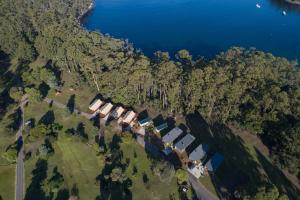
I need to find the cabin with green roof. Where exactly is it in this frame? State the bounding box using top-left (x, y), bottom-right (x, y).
top-left (154, 122), bottom-right (168, 133)
top-left (138, 117), bottom-right (152, 127)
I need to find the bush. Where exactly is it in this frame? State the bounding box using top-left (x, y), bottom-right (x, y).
top-left (2, 144), bottom-right (18, 163)
top-left (175, 169), bottom-right (188, 185)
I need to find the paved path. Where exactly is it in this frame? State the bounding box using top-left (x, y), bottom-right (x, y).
top-left (15, 100), bottom-right (27, 200)
top-left (189, 173), bottom-right (219, 200)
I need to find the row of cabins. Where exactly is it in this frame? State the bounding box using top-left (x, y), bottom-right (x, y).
top-left (89, 98), bottom-right (137, 126)
top-left (90, 99), bottom-right (224, 179)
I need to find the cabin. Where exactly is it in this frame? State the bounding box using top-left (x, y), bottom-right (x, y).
top-left (205, 153), bottom-right (224, 172)
top-left (111, 106), bottom-right (125, 119)
top-left (162, 127), bottom-right (183, 148)
top-left (189, 144), bottom-right (209, 164)
top-left (174, 133), bottom-right (195, 153)
top-left (99, 102), bottom-right (114, 117)
top-left (122, 111), bottom-right (137, 125)
top-left (187, 163), bottom-right (205, 178)
top-left (89, 99), bottom-right (103, 112)
top-left (154, 123), bottom-right (168, 133)
top-left (138, 117), bottom-right (152, 127)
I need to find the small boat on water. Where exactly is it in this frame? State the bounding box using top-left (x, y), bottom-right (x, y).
top-left (282, 10), bottom-right (287, 16)
top-left (256, 3), bottom-right (261, 9)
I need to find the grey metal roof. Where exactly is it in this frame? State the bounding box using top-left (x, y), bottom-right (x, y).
top-left (189, 144), bottom-right (209, 161)
top-left (174, 133), bottom-right (195, 151)
top-left (162, 127), bottom-right (183, 144)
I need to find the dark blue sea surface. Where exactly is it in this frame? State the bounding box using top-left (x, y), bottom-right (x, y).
top-left (82, 0), bottom-right (300, 60)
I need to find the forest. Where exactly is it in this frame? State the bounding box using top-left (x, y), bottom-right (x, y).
top-left (0, 0), bottom-right (299, 199)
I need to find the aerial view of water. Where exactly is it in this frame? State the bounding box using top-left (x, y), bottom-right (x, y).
top-left (82, 0), bottom-right (300, 60)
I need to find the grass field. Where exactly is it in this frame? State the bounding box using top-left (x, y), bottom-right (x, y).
top-left (24, 100), bottom-right (102, 199)
top-left (120, 139), bottom-right (179, 200)
top-left (24, 101), bottom-right (98, 139)
top-left (47, 72), bottom-right (99, 113)
top-left (0, 135), bottom-right (15, 200)
top-left (25, 137), bottom-right (104, 199)
top-left (0, 108), bottom-right (18, 200)
top-left (0, 165), bottom-right (15, 200)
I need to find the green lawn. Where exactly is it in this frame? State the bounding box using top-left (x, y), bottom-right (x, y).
top-left (24, 101), bottom-right (102, 199)
top-left (24, 101), bottom-right (98, 138)
top-left (0, 108), bottom-right (18, 200)
top-left (120, 140), bottom-right (179, 200)
top-left (0, 165), bottom-right (15, 200)
top-left (47, 71), bottom-right (98, 113)
top-left (25, 137), bottom-right (103, 200)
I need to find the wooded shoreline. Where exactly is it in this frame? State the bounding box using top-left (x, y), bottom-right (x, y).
top-left (285, 0), bottom-right (300, 5)
top-left (78, 0), bottom-right (95, 23)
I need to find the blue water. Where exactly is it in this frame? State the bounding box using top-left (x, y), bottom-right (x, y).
top-left (82, 0), bottom-right (300, 60)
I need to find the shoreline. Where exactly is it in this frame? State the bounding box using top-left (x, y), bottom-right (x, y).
top-left (285, 0), bottom-right (300, 5)
top-left (78, 0), bottom-right (95, 23)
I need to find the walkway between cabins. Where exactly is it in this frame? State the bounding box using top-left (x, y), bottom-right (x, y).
top-left (44, 97), bottom-right (219, 200)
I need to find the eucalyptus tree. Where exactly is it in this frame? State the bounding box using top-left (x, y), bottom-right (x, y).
top-left (152, 57), bottom-right (183, 112)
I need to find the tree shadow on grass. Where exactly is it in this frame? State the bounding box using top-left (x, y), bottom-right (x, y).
top-left (186, 111), bottom-right (267, 199)
top-left (96, 158), bottom-right (132, 200)
top-left (38, 82), bottom-right (50, 98)
top-left (25, 159), bottom-right (48, 200)
top-left (55, 188), bottom-right (69, 200)
top-left (76, 122), bottom-right (88, 139)
top-left (71, 184), bottom-right (79, 198)
top-left (39, 110), bottom-right (55, 126)
top-left (109, 134), bottom-right (122, 150)
top-left (6, 107), bottom-right (22, 133)
top-left (255, 148), bottom-right (300, 200)
top-left (96, 172), bottom-right (132, 200)
top-left (91, 114), bottom-right (100, 129)
top-left (67, 94), bottom-right (76, 114)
